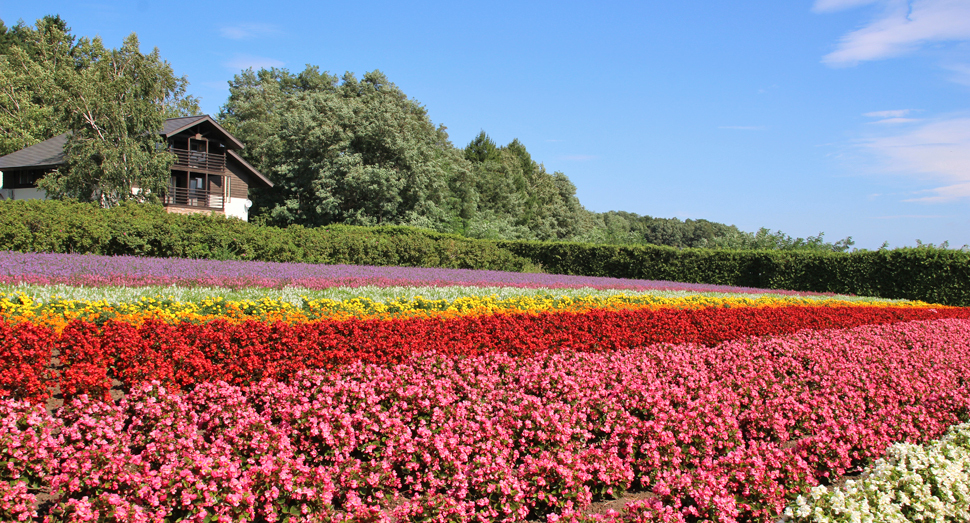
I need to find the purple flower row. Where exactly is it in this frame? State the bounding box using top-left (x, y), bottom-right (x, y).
top-left (0, 251), bottom-right (818, 294)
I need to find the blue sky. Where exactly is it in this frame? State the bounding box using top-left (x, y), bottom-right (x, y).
top-left (3, 0), bottom-right (970, 249)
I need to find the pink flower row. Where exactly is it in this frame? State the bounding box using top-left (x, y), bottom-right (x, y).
top-left (3, 319), bottom-right (970, 522)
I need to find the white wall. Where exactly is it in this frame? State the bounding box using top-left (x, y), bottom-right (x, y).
top-left (223, 197), bottom-right (252, 221)
top-left (0, 175), bottom-right (253, 222)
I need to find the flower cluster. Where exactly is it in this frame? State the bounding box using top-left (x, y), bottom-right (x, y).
top-left (785, 422), bottom-right (970, 522)
top-left (2, 305), bottom-right (966, 403)
top-left (2, 319), bottom-right (969, 522)
top-left (0, 291), bottom-right (935, 329)
top-left (0, 250), bottom-right (830, 294)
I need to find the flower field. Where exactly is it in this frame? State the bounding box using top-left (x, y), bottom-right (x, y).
top-left (2, 252), bottom-right (970, 522)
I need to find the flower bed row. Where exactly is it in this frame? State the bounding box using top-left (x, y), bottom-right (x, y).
top-left (0, 292), bottom-right (934, 329)
top-left (3, 318), bottom-right (969, 522)
top-left (0, 250), bottom-right (828, 295)
top-left (2, 305), bottom-right (968, 404)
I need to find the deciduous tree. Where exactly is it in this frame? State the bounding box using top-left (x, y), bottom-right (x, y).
top-left (38, 33), bottom-right (199, 206)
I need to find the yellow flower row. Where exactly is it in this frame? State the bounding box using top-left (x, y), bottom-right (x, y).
top-left (0, 291), bottom-right (936, 331)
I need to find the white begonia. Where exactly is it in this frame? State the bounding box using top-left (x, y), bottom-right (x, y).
top-left (784, 422), bottom-right (970, 522)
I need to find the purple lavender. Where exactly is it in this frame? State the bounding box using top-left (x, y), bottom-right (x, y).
top-left (0, 251), bottom-right (824, 294)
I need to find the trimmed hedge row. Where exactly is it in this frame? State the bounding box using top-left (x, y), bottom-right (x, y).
top-left (495, 239), bottom-right (970, 306)
top-left (1, 200), bottom-right (967, 305)
top-left (0, 200), bottom-right (538, 272)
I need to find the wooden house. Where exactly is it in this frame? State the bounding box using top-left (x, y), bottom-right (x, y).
top-left (0, 115), bottom-right (273, 221)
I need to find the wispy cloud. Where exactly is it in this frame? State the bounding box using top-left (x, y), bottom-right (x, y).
top-left (817, 0), bottom-right (970, 66)
top-left (812, 0), bottom-right (881, 13)
top-left (224, 54), bottom-right (285, 72)
top-left (863, 110), bottom-right (920, 124)
top-left (857, 115), bottom-right (970, 202)
top-left (862, 109), bottom-right (921, 125)
top-left (869, 117), bottom-right (921, 124)
top-left (864, 109), bottom-right (913, 118)
top-left (941, 62), bottom-right (970, 86)
top-left (220, 23), bottom-right (282, 40)
top-left (719, 125), bottom-right (767, 131)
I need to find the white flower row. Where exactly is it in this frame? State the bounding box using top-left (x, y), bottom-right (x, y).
top-left (0, 281), bottom-right (911, 307)
top-left (784, 422), bottom-right (970, 522)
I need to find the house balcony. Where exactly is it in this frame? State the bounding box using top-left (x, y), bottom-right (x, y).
top-left (163, 186), bottom-right (225, 210)
top-left (170, 147), bottom-right (226, 173)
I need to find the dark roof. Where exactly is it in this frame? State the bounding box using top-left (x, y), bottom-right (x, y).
top-left (162, 115), bottom-right (245, 150)
top-left (0, 115), bottom-right (246, 171)
top-left (161, 115), bottom-right (209, 136)
top-left (227, 149), bottom-right (274, 188)
top-left (0, 134), bottom-right (69, 170)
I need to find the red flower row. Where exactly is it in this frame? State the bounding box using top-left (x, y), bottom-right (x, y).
top-left (2, 305), bottom-right (967, 403)
top-left (5, 319), bottom-right (970, 522)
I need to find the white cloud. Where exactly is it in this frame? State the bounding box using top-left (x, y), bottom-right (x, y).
top-left (870, 117), bottom-right (922, 124)
top-left (220, 23), bottom-right (281, 40)
top-left (224, 54), bottom-right (285, 71)
top-left (864, 109), bottom-right (913, 118)
top-left (863, 110), bottom-right (920, 123)
top-left (819, 0), bottom-right (970, 66)
top-left (813, 0), bottom-right (882, 13)
top-left (941, 62), bottom-right (970, 85)
top-left (858, 115), bottom-right (970, 202)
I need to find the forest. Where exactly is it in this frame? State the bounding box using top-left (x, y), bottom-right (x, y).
top-left (0, 15), bottom-right (857, 251)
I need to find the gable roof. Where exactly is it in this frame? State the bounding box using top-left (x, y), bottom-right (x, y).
top-left (162, 115), bottom-right (245, 150)
top-left (0, 115), bottom-right (247, 171)
top-left (0, 133), bottom-right (69, 170)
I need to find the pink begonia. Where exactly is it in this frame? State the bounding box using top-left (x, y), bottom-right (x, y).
top-left (0, 319), bottom-right (969, 521)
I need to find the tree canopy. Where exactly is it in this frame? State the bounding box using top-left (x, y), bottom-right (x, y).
top-left (0, 16), bottom-right (200, 206)
top-left (0, 15), bottom-right (74, 156)
top-left (221, 68), bottom-right (461, 228)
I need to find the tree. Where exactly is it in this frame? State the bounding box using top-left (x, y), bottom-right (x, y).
top-left (37, 33), bottom-right (199, 206)
top-left (463, 134), bottom-right (588, 241)
top-left (0, 15), bottom-right (76, 155)
top-left (221, 67), bottom-right (459, 229)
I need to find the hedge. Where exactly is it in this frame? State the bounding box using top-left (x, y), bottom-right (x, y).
top-left (0, 200), bottom-right (538, 273)
top-left (494, 239), bottom-right (970, 306)
top-left (1, 200), bottom-right (967, 305)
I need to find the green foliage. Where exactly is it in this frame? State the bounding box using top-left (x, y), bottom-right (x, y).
top-left (38, 33), bottom-right (198, 206)
top-left (573, 210), bottom-right (744, 248)
top-left (0, 200), bottom-right (539, 272)
top-left (708, 227), bottom-right (856, 252)
top-left (0, 15), bottom-right (74, 156)
top-left (494, 238), bottom-right (970, 306)
top-left (463, 133), bottom-right (590, 241)
top-left (1, 15), bottom-right (200, 204)
top-left (220, 67), bottom-right (459, 230)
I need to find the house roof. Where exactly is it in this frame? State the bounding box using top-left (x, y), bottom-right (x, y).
top-left (227, 150), bottom-right (274, 188)
top-left (0, 133), bottom-right (69, 170)
top-left (0, 115), bottom-right (247, 171)
top-left (162, 115), bottom-right (245, 150)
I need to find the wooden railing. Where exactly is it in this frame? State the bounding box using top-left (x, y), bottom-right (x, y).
top-left (163, 186), bottom-right (224, 210)
top-left (170, 148), bottom-right (226, 172)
